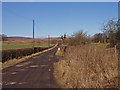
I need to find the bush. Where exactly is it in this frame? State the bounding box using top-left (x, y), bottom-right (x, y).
top-left (67, 31), bottom-right (88, 46)
top-left (55, 45), bottom-right (67, 56)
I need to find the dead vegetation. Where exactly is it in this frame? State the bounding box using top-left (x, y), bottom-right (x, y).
top-left (54, 44), bottom-right (118, 88)
top-left (55, 44), bottom-right (67, 56)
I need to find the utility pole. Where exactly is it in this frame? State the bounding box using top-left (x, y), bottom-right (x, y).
top-left (33, 19), bottom-right (34, 53)
top-left (48, 35), bottom-right (50, 47)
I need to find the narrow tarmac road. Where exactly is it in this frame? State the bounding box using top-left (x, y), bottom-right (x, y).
top-left (2, 45), bottom-right (61, 88)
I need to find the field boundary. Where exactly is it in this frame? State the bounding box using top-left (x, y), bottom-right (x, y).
top-left (2, 43), bottom-right (58, 69)
top-left (1, 44), bottom-right (54, 50)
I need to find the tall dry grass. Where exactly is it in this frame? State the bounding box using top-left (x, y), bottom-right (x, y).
top-left (54, 44), bottom-right (118, 88)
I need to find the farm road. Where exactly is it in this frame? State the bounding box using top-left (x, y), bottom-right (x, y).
top-left (2, 44), bottom-right (61, 88)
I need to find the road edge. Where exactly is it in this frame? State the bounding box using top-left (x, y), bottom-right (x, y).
top-left (2, 43), bottom-right (58, 69)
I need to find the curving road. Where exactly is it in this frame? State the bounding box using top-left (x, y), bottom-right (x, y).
top-left (2, 44), bottom-right (61, 88)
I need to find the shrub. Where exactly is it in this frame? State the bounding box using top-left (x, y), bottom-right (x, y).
top-left (2, 47), bottom-right (50, 63)
top-left (68, 31), bottom-right (88, 46)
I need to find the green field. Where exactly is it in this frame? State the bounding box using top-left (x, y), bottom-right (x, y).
top-left (0, 44), bottom-right (54, 50)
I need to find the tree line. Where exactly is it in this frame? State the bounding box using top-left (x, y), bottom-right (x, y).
top-left (93, 19), bottom-right (120, 48)
top-left (61, 19), bottom-right (120, 49)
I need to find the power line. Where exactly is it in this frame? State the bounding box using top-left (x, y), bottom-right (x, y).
top-left (3, 5), bottom-right (31, 22)
top-left (3, 6), bottom-right (51, 38)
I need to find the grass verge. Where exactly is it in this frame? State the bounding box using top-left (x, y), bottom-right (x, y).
top-left (54, 44), bottom-right (118, 88)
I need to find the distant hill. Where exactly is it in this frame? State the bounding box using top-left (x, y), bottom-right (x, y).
top-left (7, 36), bottom-right (61, 41)
top-left (7, 37), bottom-right (33, 41)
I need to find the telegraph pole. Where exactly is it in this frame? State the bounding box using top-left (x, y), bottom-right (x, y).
top-left (48, 35), bottom-right (50, 47)
top-left (33, 19), bottom-right (34, 53)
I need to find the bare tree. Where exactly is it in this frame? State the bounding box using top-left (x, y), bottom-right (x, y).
top-left (103, 19), bottom-right (117, 47)
top-left (61, 33), bottom-right (66, 43)
top-left (0, 34), bottom-right (8, 41)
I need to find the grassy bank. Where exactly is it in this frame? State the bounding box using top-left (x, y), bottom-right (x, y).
top-left (54, 44), bottom-right (118, 88)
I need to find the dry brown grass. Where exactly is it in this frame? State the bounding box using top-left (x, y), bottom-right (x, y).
top-left (54, 44), bottom-right (118, 88)
top-left (55, 44), bottom-right (67, 56)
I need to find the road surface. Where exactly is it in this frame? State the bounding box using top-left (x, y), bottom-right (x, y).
top-left (2, 44), bottom-right (61, 88)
